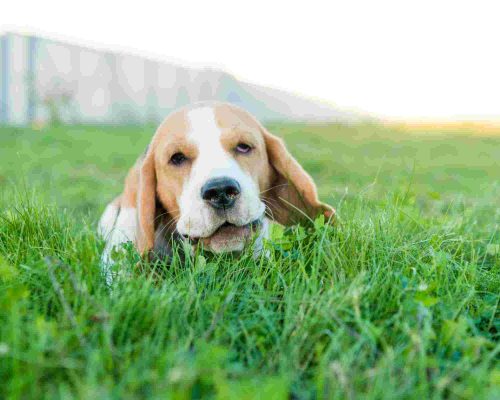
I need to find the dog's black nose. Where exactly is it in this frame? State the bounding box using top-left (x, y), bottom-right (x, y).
top-left (201, 177), bottom-right (241, 209)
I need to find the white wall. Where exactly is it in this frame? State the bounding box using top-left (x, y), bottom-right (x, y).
top-left (0, 36), bottom-right (5, 123)
top-left (2, 33), bottom-right (177, 125)
top-left (0, 32), bottom-right (344, 125)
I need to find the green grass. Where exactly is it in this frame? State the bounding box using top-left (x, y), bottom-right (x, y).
top-left (0, 123), bottom-right (499, 399)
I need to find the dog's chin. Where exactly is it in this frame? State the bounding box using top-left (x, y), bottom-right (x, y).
top-left (191, 220), bottom-right (261, 254)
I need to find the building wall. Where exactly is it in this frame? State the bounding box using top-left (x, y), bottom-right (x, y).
top-left (0, 35), bottom-right (6, 123)
top-left (8, 35), bottom-right (29, 125)
top-left (1, 33), bottom-right (176, 125)
top-left (0, 32), bottom-right (344, 125)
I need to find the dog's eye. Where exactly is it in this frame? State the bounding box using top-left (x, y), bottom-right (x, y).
top-left (235, 143), bottom-right (252, 154)
top-left (170, 152), bottom-right (188, 166)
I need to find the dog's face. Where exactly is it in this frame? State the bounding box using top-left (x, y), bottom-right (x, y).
top-left (155, 104), bottom-right (270, 253)
top-left (137, 103), bottom-right (334, 256)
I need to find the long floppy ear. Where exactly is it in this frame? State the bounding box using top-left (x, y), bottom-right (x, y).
top-left (136, 148), bottom-right (157, 254)
top-left (263, 128), bottom-right (335, 225)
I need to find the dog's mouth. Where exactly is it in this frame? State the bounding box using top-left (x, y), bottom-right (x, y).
top-left (188, 219), bottom-right (261, 243)
top-left (186, 219), bottom-right (262, 253)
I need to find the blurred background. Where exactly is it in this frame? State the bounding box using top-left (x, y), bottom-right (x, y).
top-left (0, 31), bottom-right (354, 125)
top-left (2, 1), bottom-right (499, 126)
top-left (0, 0), bottom-right (499, 217)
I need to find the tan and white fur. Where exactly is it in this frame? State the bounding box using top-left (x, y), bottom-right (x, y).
top-left (98, 102), bottom-right (334, 284)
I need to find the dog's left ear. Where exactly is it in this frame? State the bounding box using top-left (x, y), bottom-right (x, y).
top-left (262, 128), bottom-right (335, 226)
top-left (136, 148), bottom-right (157, 255)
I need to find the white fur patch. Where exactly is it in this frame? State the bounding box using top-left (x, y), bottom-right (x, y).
top-left (253, 217), bottom-right (270, 258)
top-left (176, 106), bottom-right (265, 240)
top-left (97, 203), bottom-right (119, 238)
top-left (99, 206), bottom-right (137, 285)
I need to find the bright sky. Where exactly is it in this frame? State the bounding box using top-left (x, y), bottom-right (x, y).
top-left (2, 0), bottom-right (499, 120)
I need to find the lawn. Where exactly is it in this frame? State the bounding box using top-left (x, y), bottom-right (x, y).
top-left (0, 122), bottom-right (498, 399)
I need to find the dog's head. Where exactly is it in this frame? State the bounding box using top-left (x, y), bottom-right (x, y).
top-left (137, 102), bottom-right (334, 256)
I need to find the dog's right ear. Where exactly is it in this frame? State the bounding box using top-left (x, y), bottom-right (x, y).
top-left (262, 127), bottom-right (335, 225)
top-left (136, 148), bottom-right (156, 255)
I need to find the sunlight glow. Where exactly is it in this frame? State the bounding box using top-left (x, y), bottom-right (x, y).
top-left (2, 0), bottom-right (499, 120)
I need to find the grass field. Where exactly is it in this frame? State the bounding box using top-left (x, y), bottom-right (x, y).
top-left (0, 122), bottom-right (499, 399)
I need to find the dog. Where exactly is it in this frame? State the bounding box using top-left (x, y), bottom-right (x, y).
top-left (98, 102), bottom-right (334, 281)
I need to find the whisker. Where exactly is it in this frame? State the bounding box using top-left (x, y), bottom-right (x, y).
top-left (261, 198), bottom-right (278, 222)
top-left (260, 183), bottom-right (290, 195)
top-left (261, 196), bottom-right (281, 209)
top-left (154, 208), bottom-right (180, 223)
top-left (154, 212), bottom-right (169, 223)
top-left (264, 210), bottom-right (276, 223)
top-left (156, 217), bottom-right (179, 239)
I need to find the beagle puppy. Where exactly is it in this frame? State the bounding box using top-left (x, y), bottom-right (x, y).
top-left (98, 102), bottom-right (334, 278)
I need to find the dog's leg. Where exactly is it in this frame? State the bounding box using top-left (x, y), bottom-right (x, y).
top-left (98, 196), bottom-right (138, 285)
top-left (98, 197), bottom-right (121, 239)
top-left (253, 217), bottom-right (270, 259)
